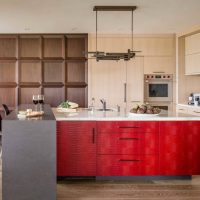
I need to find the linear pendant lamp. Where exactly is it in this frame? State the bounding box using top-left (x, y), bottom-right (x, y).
top-left (88, 6), bottom-right (141, 61)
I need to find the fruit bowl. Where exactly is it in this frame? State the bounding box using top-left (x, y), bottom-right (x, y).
top-left (129, 103), bottom-right (161, 115)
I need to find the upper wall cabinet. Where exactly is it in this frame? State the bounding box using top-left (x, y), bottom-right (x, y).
top-left (185, 33), bottom-right (200, 55)
top-left (185, 32), bottom-right (200, 75)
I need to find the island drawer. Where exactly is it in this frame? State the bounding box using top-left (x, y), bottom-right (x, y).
top-left (97, 155), bottom-right (159, 176)
top-left (97, 121), bottom-right (158, 134)
top-left (97, 132), bottom-right (158, 155)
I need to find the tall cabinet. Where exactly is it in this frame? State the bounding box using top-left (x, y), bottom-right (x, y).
top-left (0, 34), bottom-right (88, 110)
top-left (89, 57), bottom-right (144, 109)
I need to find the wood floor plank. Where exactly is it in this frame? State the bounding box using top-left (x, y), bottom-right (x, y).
top-left (57, 179), bottom-right (200, 199)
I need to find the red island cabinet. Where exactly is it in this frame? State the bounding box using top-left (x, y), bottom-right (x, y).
top-left (159, 121), bottom-right (200, 175)
top-left (159, 121), bottom-right (189, 175)
top-left (184, 121), bottom-right (200, 175)
top-left (57, 121), bottom-right (96, 176)
top-left (97, 121), bottom-right (159, 176)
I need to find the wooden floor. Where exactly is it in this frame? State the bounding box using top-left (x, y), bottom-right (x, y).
top-left (57, 177), bottom-right (200, 200)
top-left (1, 164), bottom-right (200, 200)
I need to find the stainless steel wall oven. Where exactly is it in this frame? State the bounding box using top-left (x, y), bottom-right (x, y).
top-left (144, 74), bottom-right (173, 102)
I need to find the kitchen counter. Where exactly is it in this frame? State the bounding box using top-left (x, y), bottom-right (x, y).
top-left (2, 104), bottom-right (56, 200)
top-left (178, 103), bottom-right (200, 108)
top-left (52, 107), bottom-right (200, 121)
top-left (5, 104), bottom-right (56, 120)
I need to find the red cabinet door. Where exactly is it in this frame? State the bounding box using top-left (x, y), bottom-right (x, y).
top-left (57, 121), bottom-right (96, 176)
top-left (159, 121), bottom-right (190, 175)
top-left (97, 121), bottom-right (159, 176)
top-left (97, 155), bottom-right (159, 176)
top-left (184, 121), bottom-right (200, 175)
top-left (98, 131), bottom-right (158, 155)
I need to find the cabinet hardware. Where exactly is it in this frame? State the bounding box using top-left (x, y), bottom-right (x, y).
top-left (153, 71), bottom-right (165, 74)
top-left (119, 138), bottom-right (139, 140)
top-left (119, 159), bottom-right (140, 162)
top-left (92, 128), bottom-right (95, 143)
top-left (124, 83), bottom-right (127, 103)
top-left (119, 126), bottom-right (140, 129)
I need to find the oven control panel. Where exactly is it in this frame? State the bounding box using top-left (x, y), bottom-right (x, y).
top-left (144, 74), bottom-right (173, 80)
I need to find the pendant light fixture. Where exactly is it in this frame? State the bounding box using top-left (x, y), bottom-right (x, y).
top-left (88, 6), bottom-right (141, 61)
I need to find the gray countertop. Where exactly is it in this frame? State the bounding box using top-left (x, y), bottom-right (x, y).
top-left (3, 104), bottom-right (56, 121)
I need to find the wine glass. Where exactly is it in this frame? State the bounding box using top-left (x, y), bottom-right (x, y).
top-left (38, 95), bottom-right (44, 111)
top-left (32, 95), bottom-right (39, 111)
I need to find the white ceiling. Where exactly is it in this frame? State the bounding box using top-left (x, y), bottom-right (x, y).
top-left (0, 0), bottom-right (200, 34)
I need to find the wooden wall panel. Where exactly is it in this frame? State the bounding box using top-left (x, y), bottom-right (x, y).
top-left (19, 87), bottom-right (41, 104)
top-left (19, 61), bottom-right (41, 83)
top-left (43, 61), bottom-right (64, 83)
top-left (44, 87), bottom-right (65, 107)
top-left (0, 37), bottom-right (17, 58)
top-left (0, 61), bottom-right (16, 82)
top-left (19, 37), bottom-right (41, 58)
top-left (43, 36), bottom-right (64, 58)
top-left (66, 61), bottom-right (86, 82)
top-left (0, 88), bottom-right (16, 107)
top-left (0, 34), bottom-right (87, 109)
top-left (67, 87), bottom-right (87, 107)
top-left (66, 36), bottom-right (86, 58)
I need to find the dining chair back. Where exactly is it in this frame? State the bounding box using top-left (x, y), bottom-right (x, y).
top-left (2, 104), bottom-right (10, 116)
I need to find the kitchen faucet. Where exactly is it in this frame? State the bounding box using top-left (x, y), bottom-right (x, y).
top-left (100, 99), bottom-right (106, 111)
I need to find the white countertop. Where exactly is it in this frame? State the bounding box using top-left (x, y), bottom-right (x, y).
top-left (52, 108), bottom-right (200, 121)
top-left (178, 103), bottom-right (200, 109)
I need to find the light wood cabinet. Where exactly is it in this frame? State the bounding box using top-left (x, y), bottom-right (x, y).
top-left (88, 34), bottom-right (175, 108)
top-left (185, 53), bottom-right (200, 75)
top-left (144, 56), bottom-right (175, 74)
top-left (126, 57), bottom-right (144, 110)
top-left (88, 57), bottom-right (144, 109)
top-left (185, 33), bottom-right (200, 55)
top-left (89, 59), bottom-right (126, 108)
top-left (185, 32), bottom-right (200, 75)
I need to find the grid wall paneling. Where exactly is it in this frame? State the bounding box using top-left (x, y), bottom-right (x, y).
top-left (0, 34), bottom-right (88, 110)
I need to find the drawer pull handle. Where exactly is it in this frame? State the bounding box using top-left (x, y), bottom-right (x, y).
top-left (92, 128), bottom-right (95, 144)
top-left (119, 138), bottom-right (139, 140)
top-left (119, 126), bottom-right (140, 129)
top-left (119, 159), bottom-right (140, 162)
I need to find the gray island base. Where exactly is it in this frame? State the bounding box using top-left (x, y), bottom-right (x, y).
top-left (2, 105), bottom-right (56, 200)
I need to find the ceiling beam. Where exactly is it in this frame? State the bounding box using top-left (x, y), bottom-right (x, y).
top-left (93, 6), bottom-right (137, 12)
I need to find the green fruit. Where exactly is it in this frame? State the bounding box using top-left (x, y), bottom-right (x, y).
top-left (130, 108), bottom-right (137, 113)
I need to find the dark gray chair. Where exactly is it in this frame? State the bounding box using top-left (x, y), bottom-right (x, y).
top-left (2, 104), bottom-right (11, 116)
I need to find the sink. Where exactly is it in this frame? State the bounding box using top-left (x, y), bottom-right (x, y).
top-left (95, 108), bottom-right (114, 112)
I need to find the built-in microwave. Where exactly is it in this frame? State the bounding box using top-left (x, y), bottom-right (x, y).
top-left (144, 74), bottom-right (173, 102)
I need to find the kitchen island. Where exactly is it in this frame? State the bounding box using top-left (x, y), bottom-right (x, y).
top-left (53, 108), bottom-right (200, 179)
top-left (2, 105), bottom-right (56, 200)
